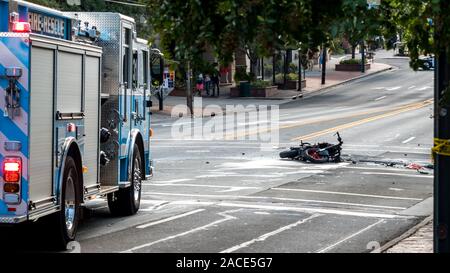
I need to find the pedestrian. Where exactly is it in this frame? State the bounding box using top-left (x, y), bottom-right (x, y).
top-left (211, 72), bottom-right (220, 97)
top-left (204, 74), bottom-right (211, 96)
top-left (195, 73), bottom-right (204, 96)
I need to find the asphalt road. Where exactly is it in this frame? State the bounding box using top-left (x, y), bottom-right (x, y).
top-left (4, 53), bottom-right (434, 253)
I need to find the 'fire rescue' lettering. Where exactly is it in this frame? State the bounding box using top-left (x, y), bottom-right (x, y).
top-left (28, 12), bottom-right (65, 38)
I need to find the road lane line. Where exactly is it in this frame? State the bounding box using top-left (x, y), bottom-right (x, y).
top-left (341, 166), bottom-right (426, 172)
top-left (375, 96), bottom-right (387, 101)
top-left (271, 188), bottom-right (423, 201)
top-left (361, 172), bottom-right (433, 178)
top-left (145, 183), bottom-right (260, 191)
top-left (216, 202), bottom-right (407, 219)
top-left (136, 209), bottom-right (205, 229)
top-left (291, 99), bottom-right (433, 141)
top-left (408, 85), bottom-right (416, 89)
top-left (146, 179), bottom-right (194, 184)
top-left (386, 86), bottom-right (401, 91)
top-left (142, 192), bottom-right (407, 210)
top-left (121, 209), bottom-right (240, 253)
top-left (149, 200), bottom-right (411, 219)
top-left (417, 86), bottom-right (432, 91)
top-left (402, 137), bottom-right (416, 144)
top-left (220, 214), bottom-right (322, 253)
top-left (316, 219), bottom-right (385, 253)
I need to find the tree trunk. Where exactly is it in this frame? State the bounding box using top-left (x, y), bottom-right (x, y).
top-left (351, 45), bottom-right (356, 59)
top-left (185, 62), bottom-right (193, 118)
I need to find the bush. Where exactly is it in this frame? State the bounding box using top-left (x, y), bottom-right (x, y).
top-left (288, 63), bottom-right (298, 73)
top-left (339, 58), bottom-right (368, 65)
top-left (234, 67), bottom-right (257, 82)
top-left (275, 73), bottom-right (298, 82)
top-left (251, 80), bottom-right (272, 88)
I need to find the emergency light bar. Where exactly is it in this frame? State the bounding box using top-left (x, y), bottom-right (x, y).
top-left (12, 22), bottom-right (31, 33)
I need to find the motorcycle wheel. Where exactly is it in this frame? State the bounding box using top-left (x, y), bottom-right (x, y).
top-left (280, 150), bottom-right (299, 159)
top-left (304, 148), bottom-right (329, 163)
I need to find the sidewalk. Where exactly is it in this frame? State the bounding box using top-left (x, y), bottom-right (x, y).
top-left (151, 52), bottom-right (392, 118)
top-left (384, 218), bottom-right (433, 253)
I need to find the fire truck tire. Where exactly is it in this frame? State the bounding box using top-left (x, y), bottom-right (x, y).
top-left (108, 144), bottom-right (142, 216)
top-left (49, 156), bottom-right (81, 250)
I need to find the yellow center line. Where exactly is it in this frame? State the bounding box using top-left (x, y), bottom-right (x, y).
top-left (224, 99), bottom-right (433, 140)
top-left (291, 99), bottom-right (433, 141)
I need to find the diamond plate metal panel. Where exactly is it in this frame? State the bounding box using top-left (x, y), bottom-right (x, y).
top-left (63, 12), bottom-right (136, 186)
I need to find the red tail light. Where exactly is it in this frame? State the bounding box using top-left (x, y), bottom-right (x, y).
top-left (12, 22), bottom-right (31, 33)
top-left (3, 157), bottom-right (21, 183)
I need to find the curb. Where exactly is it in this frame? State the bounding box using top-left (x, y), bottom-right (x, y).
top-left (303, 65), bottom-right (393, 96)
top-left (374, 215), bottom-right (433, 253)
top-left (231, 93), bottom-right (304, 101)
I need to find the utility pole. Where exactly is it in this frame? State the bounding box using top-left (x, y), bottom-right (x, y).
top-left (321, 46), bottom-right (326, 85)
top-left (186, 61), bottom-right (193, 118)
top-left (433, 0), bottom-right (450, 252)
top-left (261, 58), bottom-right (264, 81)
top-left (434, 42), bottom-right (450, 254)
top-left (272, 53), bottom-right (276, 85)
top-left (298, 50), bottom-right (302, 92)
top-left (283, 50), bottom-right (288, 88)
top-left (361, 41), bottom-right (366, 73)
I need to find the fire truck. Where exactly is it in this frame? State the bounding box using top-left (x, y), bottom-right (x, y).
top-left (0, 0), bottom-right (153, 248)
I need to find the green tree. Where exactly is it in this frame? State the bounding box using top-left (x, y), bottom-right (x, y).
top-left (334, 0), bottom-right (382, 59)
top-left (381, 0), bottom-right (441, 69)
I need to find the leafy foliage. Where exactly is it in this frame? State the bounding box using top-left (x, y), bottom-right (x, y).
top-left (251, 80), bottom-right (272, 88)
top-left (332, 0), bottom-right (383, 58)
top-left (339, 58), bottom-right (367, 65)
top-left (381, 0), bottom-right (450, 70)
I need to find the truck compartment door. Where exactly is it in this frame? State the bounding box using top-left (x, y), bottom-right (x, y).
top-left (83, 55), bottom-right (101, 188)
top-left (29, 46), bottom-right (54, 202)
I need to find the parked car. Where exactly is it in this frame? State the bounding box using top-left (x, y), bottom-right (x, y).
top-left (418, 55), bottom-right (435, 70)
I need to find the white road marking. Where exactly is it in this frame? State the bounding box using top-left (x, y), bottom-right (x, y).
top-left (136, 209), bottom-right (205, 229)
top-left (408, 85), bottom-right (416, 89)
top-left (417, 86), bottom-right (432, 91)
top-left (149, 179), bottom-right (194, 184)
top-left (217, 202), bottom-right (407, 219)
top-left (142, 199), bottom-right (411, 219)
top-left (146, 183), bottom-right (259, 191)
top-left (316, 219), bottom-right (385, 253)
top-left (386, 86), bottom-right (402, 91)
top-left (375, 96), bottom-right (387, 101)
top-left (121, 209), bottom-right (240, 253)
top-left (402, 137), bottom-right (416, 144)
top-left (254, 211), bottom-right (271, 215)
top-left (344, 148), bottom-right (429, 153)
top-left (371, 87), bottom-right (385, 90)
top-left (361, 172), bottom-right (433, 179)
top-left (220, 214), bottom-right (322, 253)
top-left (142, 192), bottom-right (407, 210)
top-left (389, 188), bottom-right (404, 192)
top-left (332, 144), bottom-right (431, 150)
top-left (155, 146), bottom-right (262, 149)
top-left (271, 188), bottom-right (422, 201)
top-left (341, 166), bottom-right (421, 172)
top-left (237, 120), bottom-right (270, 126)
top-left (185, 150), bottom-right (211, 153)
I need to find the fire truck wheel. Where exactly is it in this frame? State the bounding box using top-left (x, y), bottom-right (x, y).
top-left (49, 156), bottom-right (81, 250)
top-left (108, 144), bottom-right (142, 216)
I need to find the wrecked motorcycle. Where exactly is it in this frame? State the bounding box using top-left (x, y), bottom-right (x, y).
top-left (280, 132), bottom-right (343, 163)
